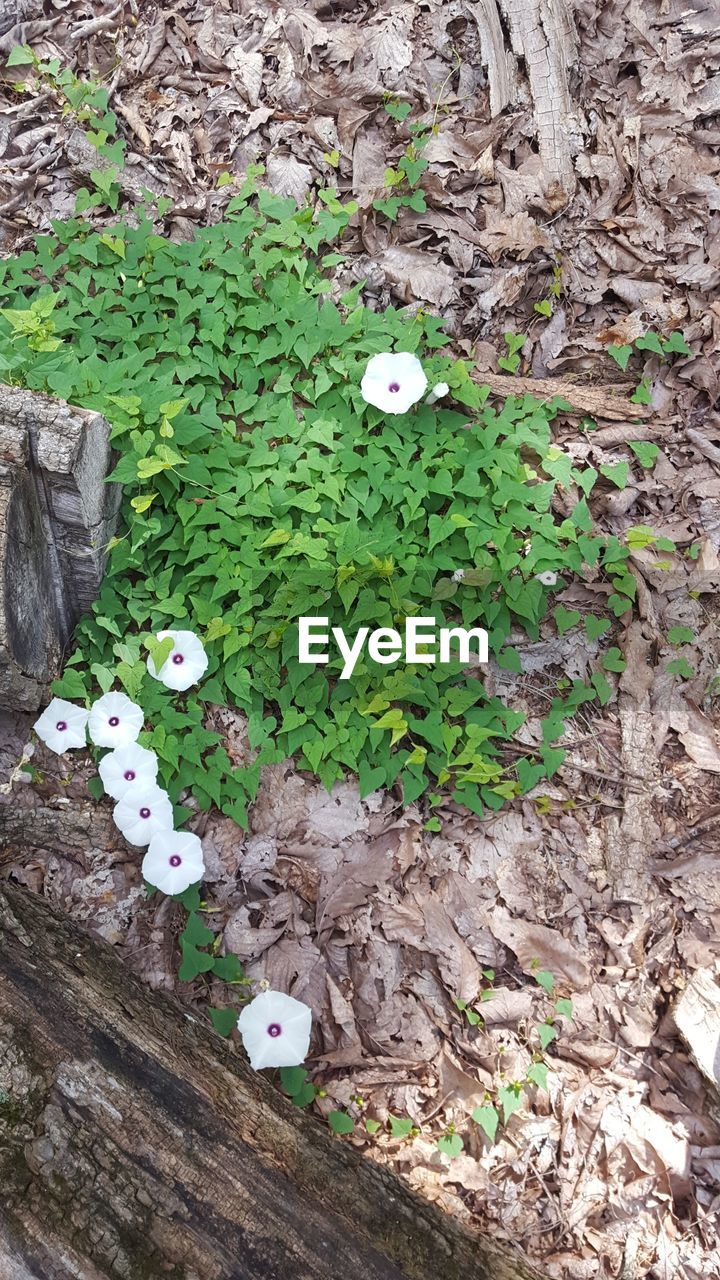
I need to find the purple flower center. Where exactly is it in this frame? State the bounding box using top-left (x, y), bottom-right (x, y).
top-left (169, 855), bottom-right (182, 867)
top-left (109, 716), bottom-right (120, 727)
top-left (139, 807), bottom-right (151, 819)
top-left (56, 720), bottom-right (67, 731)
top-left (267, 1023), bottom-right (282, 1038)
top-left (388, 382), bottom-right (400, 393)
top-left (172, 653), bottom-right (184, 665)
top-left (124, 770), bottom-right (136, 781)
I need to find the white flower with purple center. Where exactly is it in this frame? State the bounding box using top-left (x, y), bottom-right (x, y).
top-left (142, 829), bottom-right (205, 896)
top-left (98, 742), bottom-right (159, 801)
top-left (146, 629), bottom-right (209, 692)
top-left (33, 698), bottom-right (88, 754)
top-left (535, 571), bottom-right (558, 587)
top-left (237, 990), bottom-right (312, 1070)
top-left (113, 784), bottom-right (174, 847)
top-left (88, 691), bottom-right (144, 749)
top-left (360, 352), bottom-right (428, 415)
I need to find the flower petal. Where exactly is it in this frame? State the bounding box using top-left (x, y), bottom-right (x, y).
top-left (113, 785), bottom-right (174, 847)
top-left (360, 352), bottom-right (427, 415)
top-left (142, 829), bottom-right (205, 895)
top-left (147, 629), bottom-right (209, 691)
top-left (33, 699), bottom-right (88, 754)
top-left (88, 692), bottom-right (144, 748)
top-left (98, 743), bottom-right (159, 800)
top-left (237, 990), bottom-right (312, 1070)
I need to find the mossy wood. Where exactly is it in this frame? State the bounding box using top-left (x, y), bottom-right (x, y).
top-left (0, 883), bottom-right (545, 1280)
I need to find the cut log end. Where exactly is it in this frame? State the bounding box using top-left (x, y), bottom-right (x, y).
top-left (0, 386), bottom-right (120, 712)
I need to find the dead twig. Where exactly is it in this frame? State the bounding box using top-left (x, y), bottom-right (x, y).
top-left (473, 371), bottom-right (653, 421)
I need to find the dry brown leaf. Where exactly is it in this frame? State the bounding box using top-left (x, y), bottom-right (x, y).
top-left (379, 246), bottom-right (455, 307)
top-left (477, 209), bottom-right (552, 264)
top-left (267, 152), bottom-right (313, 202)
top-left (490, 907), bottom-right (591, 990)
top-left (227, 48), bottom-right (264, 108)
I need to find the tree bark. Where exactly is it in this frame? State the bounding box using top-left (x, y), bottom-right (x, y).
top-left (0, 883), bottom-right (545, 1280)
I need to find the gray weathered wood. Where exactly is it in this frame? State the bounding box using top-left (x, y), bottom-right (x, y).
top-left (0, 386), bottom-right (120, 711)
top-left (0, 882), bottom-right (546, 1280)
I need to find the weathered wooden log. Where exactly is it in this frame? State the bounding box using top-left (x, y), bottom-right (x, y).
top-left (0, 386), bottom-right (119, 712)
top-left (0, 882), bottom-right (544, 1280)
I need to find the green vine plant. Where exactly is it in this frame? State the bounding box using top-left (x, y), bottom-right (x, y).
top-left (373, 99), bottom-right (431, 222)
top-left (0, 162), bottom-right (652, 824)
top-left (0, 52), bottom-right (685, 1143)
top-left (372, 59), bottom-right (460, 223)
top-left (455, 964), bottom-right (573, 1148)
top-left (607, 328), bottom-right (691, 405)
top-left (282, 965), bottom-right (574, 1154)
top-left (532, 261), bottom-right (563, 319)
top-left (7, 44), bottom-right (125, 211)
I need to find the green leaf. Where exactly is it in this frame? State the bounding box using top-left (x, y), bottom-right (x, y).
top-left (437, 1133), bottom-right (463, 1157)
top-left (554, 998), bottom-right (573, 1020)
top-left (599, 461), bottom-right (630, 489)
top-left (635, 331), bottom-right (665, 356)
top-left (631, 377), bottom-right (653, 405)
top-left (554, 606), bottom-right (581, 635)
top-left (280, 1066), bottom-right (310, 1097)
top-left (384, 99), bottom-right (412, 121)
top-left (662, 331), bottom-right (691, 356)
top-left (534, 969), bottom-right (554, 994)
top-left (591, 671), bottom-right (613, 705)
top-left (667, 626), bottom-right (694, 645)
top-left (498, 1084), bottom-right (523, 1124)
top-left (666, 657), bottom-right (694, 678)
top-left (328, 1110), bottom-right (354, 1135)
top-left (628, 440), bottom-right (659, 468)
top-left (525, 1061), bottom-right (549, 1091)
top-left (87, 776), bottom-right (105, 801)
top-left (144, 634), bottom-right (174, 671)
top-left (541, 746), bottom-right (566, 776)
top-left (178, 942), bottom-right (215, 981)
top-left (209, 1007), bottom-right (238, 1036)
top-left (7, 44), bottom-right (34, 66)
top-left (389, 1115), bottom-right (414, 1139)
top-left (212, 953), bottom-right (245, 982)
top-left (602, 647), bottom-right (626, 672)
top-left (537, 1023), bottom-right (557, 1050)
top-left (608, 344), bottom-right (633, 371)
top-left (471, 1104), bottom-right (499, 1142)
top-left (585, 615), bottom-right (610, 641)
top-left (181, 912), bottom-right (214, 948)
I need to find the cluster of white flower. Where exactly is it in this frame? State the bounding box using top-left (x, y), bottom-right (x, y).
top-left (32, 626), bottom-right (312, 1070)
top-left (34, 630), bottom-right (208, 891)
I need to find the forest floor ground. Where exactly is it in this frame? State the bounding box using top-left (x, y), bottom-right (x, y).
top-left (1, 2), bottom-right (720, 1277)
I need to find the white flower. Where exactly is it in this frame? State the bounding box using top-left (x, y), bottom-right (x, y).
top-left (142, 829), bottom-right (205, 895)
top-left (113, 784), bottom-right (174, 847)
top-left (33, 698), bottom-right (88, 754)
top-left (88, 691), bottom-right (144, 749)
top-left (99, 742), bottom-right (159, 801)
top-left (237, 990), bottom-right (312, 1070)
top-left (360, 352), bottom-right (427, 415)
top-left (147, 629), bottom-right (209, 692)
top-left (535, 571), bottom-right (558, 587)
top-left (451, 569), bottom-right (466, 583)
top-left (426, 381), bottom-right (450, 406)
